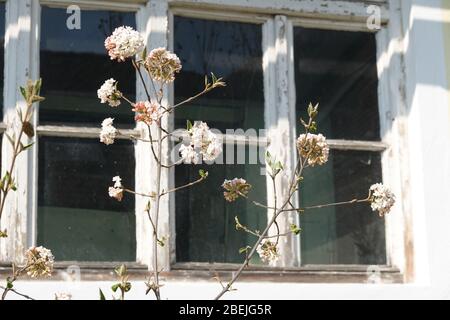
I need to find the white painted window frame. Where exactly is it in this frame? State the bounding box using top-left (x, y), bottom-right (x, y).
top-left (165, 0), bottom-right (405, 276)
top-left (0, 0), bottom-right (410, 282)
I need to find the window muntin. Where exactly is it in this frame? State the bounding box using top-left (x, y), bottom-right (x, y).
top-left (39, 7), bottom-right (136, 127)
top-left (173, 16), bottom-right (267, 264)
top-left (293, 27), bottom-right (386, 265)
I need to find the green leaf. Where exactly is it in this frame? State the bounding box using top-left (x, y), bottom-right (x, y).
top-left (265, 150), bottom-right (272, 167)
top-left (115, 264), bottom-right (127, 277)
top-left (235, 216), bottom-right (243, 231)
top-left (34, 78), bottom-right (42, 95)
top-left (141, 47), bottom-right (147, 61)
top-left (99, 289), bottom-right (106, 300)
top-left (145, 200), bottom-right (151, 212)
top-left (111, 283), bottom-right (120, 293)
top-left (239, 246), bottom-right (251, 254)
top-left (199, 169), bottom-right (208, 179)
top-left (186, 120), bottom-right (193, 131)
top-left (0, 229), bottom-right (7, 238)
top-left (157, 236), bottom-right (166, 247)
top-left (20, 87), bottom-right (28, 101)
top-left (6, 281), bottom-right (13, 289)
top-left (290, 223), bottom-right (301, 235)
top-left (22, 142), bottom-right (35, 151)
top-left (31, 95), bottom-right (45, 103)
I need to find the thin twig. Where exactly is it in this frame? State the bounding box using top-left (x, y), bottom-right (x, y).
top-left (0, 285), bottom-right (35, 300)
top-left (159, 176), bottom-right (206, 197)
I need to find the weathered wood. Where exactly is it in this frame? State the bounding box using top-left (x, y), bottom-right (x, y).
top-left (36, 125), bottom-right (140, 140)
top-left (168, 0), bottom-right (389, 23)
top-left (40, 0), bottom-right (145, 11)
top-left (0, 0), bottom-right (40, 264)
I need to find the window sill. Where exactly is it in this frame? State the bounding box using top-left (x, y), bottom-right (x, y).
top-left (1, 262), bottom-right (403, 283)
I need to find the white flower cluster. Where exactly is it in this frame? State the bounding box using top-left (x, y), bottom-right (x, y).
top-left (145, 47), bottom-right (182, 83)
top-left (100, 118), bottom-right (117, 145)
top-left (55, 292), bottom-right (72, 300)
top-left (104, 26), bottom-right (144, 62)
top-left (222, 178), bottom-right (251, 202)
top-left (257, 240), bottom-right (279, 264)
top-left (109, 176), bottom-right (124, 202)
top-left (97, 78), bottom-right (121, 107)
top-left (25, 246), bottom-right (54, 278)
top-left (179, 121), bottom-right (222, 164)
top-left (296, 133), bottom-right (329, 166)
top-left (369, 183), bottom-right (395, 217)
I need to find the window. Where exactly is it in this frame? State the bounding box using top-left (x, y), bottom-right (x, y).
top-left (173, 16), bottom-right (267, 264)
top-left (171, 12), bottom-right (389, 269)
top-left (37, 6), bottom-right (137, 262)
top-left (293, 27), bottom-right (387, 265)
top-left (1, 0), bottom-right (399, 279)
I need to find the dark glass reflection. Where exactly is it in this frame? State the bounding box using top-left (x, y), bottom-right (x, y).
top-left (299, 150), bottom-right (386, 265)
top-left (40, 7), bottom-right (136, 126)
top-left (0, 3), bottom-right (5, 120)
top-left (37, 137), bottom-right (136, 261)
top-left (294, 27), bottom-right (380, 141)
top-left (174, 16), bottom-right (264, 132)
top-left (175, 146), bottom-right (267, 263)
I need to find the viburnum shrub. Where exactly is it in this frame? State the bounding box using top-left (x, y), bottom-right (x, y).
top-left (98, 26), bottom-right (396, 301)
top-left (214, 103), bottom-right (396, 300)
top-left (0, 80), bottom-right (55, 300)
top-left (97, 25), bottom-right (225, 300)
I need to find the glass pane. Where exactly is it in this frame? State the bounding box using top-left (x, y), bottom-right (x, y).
top-left (37, 137), bottom-right (136, 261)
top-left (299, 150), bottom-right (386, 265)
top-left (39, 7), bottom-right (136, 126)
top-left (174, 16), bottom-right (264, 132)
top-left (294, 27), bottom-right (380, 141)
top-left (0, 3), bottom-right (5, 120)
top-left (175, 147), bottom-right (267, 263)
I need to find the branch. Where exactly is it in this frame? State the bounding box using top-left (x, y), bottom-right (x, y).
top-left (0, 285), bottom-right (35, 300)
top-left (159, 176), bottom-right (206, 197)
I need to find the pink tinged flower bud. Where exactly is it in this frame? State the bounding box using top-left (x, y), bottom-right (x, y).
top-left (132, 101), bottom-right (162, 125)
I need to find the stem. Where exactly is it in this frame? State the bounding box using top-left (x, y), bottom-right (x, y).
top-left (0, 286), bottom-right (34, 300)
top-left (214, 158), bottom-right (303, 300)
top-left (132, 59), bottom-right (152, 103)
top-left (150, 84), bottom-right (165, 300)
top-left (123, 188), bottom-right (154, 199)
top-left (302, 198), bottom-right (369, 210)
top-left (159, 176), bottom-right (206, 197)
top-left (0, 102), bottom-right (32, 227)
